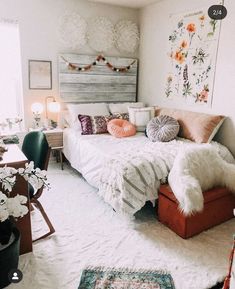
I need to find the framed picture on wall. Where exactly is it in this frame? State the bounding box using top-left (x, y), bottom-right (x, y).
top-left (28, 60), bottom-right (52, 89)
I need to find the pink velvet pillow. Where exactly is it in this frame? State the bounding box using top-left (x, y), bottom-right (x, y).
top-left (107, 119), bottom-right (136, 138)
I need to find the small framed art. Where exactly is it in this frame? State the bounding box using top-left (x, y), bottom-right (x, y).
top-left (28, 60), bottom-right (52, 89)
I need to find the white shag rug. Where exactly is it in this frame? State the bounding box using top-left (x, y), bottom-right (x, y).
top-left (9, 162), bottom-right (234, 289)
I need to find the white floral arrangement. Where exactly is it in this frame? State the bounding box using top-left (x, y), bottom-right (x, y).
top-left (0, 162), bottom-right (48, 223)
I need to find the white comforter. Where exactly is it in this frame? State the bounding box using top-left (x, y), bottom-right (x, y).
top-left (63, 129), bottom-right (150, 187)
top-left (99, 139), bottom-right (235, 215)
top-left (63, 129), bottom-right (235, 215)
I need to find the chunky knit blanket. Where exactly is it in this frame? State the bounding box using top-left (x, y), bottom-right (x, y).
top-left (98, 139), bottom-right (235, 216)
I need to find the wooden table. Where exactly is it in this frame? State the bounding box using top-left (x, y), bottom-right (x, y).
top-left (0, 144), bottom-right (32, 255)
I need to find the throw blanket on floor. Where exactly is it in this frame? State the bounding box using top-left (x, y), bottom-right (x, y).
top-left (98, 139), bottom-right (235, 216)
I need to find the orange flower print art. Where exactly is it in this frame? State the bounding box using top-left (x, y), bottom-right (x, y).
top-left (187, 23), bottom-right (196, 46)
top-left (174, 50), bottom-right (185, 64)
top-left (199, 15), bottom-right (205, 28)
top-left (165, 7), bottom-right (221, 106)
top-left (186, 23), bottom-right (196, 33)
top-left (199, 15), bottom-right (205, 21)
top-left (195, 85), bottom-right (209, 103)
top-left (180, 40), bottom-right (187, 49)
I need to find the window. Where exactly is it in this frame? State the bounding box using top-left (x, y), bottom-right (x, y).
top-left (0, 19), bottom-right (24, 130)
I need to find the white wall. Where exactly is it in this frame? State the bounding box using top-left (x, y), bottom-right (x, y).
top-left (139, 0), bottom-right (235, 155)
top-left (0, 0), bottom-right (139, 128)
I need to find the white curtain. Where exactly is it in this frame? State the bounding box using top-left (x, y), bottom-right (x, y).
top-left (0, 19), bottom-right (24, 123)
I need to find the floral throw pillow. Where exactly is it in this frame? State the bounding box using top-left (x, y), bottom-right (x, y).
top-left (113, 113), bottom-right (129, 121)
top-left (106, 113), bottom-right (129, 122)
top-left (78, 115), bottom-right (109, 135)
top-left (78, 113), bottom-right (129, 135)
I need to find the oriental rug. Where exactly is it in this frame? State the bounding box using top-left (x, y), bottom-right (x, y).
top-left (78, 267), bottom-right (175, 289)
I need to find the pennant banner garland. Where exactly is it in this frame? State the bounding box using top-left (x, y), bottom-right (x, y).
top-left (61, 55), bottom-right (136, 73)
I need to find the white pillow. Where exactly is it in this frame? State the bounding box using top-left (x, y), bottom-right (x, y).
top-left (109, 102), bottom-right (144, 114)
top-left (128, 107), bottom-right (155, 132)
top-left (67, 103), bottom-right (110, 130)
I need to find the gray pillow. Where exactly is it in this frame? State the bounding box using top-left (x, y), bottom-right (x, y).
top-left (146, 115), bottom-right (180, 142)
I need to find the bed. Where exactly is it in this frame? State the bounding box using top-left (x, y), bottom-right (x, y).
top-left (59, 53), bottom-right (235, 217)
top-left (63, 129), bottom-right (149, 188)
top-left (63, 127), bottom-right (235, 216)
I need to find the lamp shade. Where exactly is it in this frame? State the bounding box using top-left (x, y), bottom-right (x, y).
top-left (48, 101), bottom-right (60, 113)
top-left (31, 102), bottom-right (43, 114)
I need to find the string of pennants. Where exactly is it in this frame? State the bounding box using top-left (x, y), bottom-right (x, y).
top-left (61, 55), bottom-right (136, 73)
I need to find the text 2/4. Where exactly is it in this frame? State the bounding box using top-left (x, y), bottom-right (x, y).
top-left (208, 5), bottom-right (227, 20)
top-left (213, 10), bottom-right (222, 16)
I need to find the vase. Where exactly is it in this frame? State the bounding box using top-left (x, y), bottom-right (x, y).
top-left (0, 219), bottom-right (14, 245)
top-left (0, 227), bottom-right (20, 289)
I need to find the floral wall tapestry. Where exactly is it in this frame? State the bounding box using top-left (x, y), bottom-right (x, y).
top-left (165, 7), bottom-right (221, 106)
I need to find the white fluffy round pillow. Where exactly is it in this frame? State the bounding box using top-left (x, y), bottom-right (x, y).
top-left (146, 115), bottom-right (179, 142)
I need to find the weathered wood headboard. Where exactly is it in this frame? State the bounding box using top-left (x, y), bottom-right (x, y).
top-left (58, 54), bottom-right (138, 103)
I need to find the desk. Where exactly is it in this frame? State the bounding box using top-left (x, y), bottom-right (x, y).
top-left (0, 144), bottom-right (32, 255)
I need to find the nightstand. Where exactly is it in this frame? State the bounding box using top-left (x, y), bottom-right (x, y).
top-left (43, 129), bottom-right (64, 170)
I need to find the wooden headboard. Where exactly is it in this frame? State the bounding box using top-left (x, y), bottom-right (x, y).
top-left (58, 54), bottom-right (138, 103)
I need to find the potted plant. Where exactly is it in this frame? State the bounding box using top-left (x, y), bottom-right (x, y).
top-left (0, 161), bottom-right (48, 288)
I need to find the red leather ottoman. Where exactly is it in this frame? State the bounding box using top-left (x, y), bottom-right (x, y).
top-left (158, 185), bottom-right (235, 239)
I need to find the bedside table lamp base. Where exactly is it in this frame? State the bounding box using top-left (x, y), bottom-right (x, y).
top-left (33, 114), bottom-right (41, 129)
top-left (31, 102), bottom-right (43, 129)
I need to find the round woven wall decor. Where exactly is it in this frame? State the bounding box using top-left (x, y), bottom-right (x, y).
top-left (59, 12), bottom-right (87, 50)
top-left (88, 17), bottom-right (115, 52)
top-left (115, 20), bottom-right (139, 53)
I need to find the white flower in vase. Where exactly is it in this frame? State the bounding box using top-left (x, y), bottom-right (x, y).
top-left (0, 161), bottom-right (49, 245)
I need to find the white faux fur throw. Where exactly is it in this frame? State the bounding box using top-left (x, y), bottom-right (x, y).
top-left (168, 144), bottom-right (235, 216)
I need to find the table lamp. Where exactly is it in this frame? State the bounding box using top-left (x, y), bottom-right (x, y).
top-left (45, 96), bottom-right (60, 128)
top-left (31, 102), bottom-right (43, 129)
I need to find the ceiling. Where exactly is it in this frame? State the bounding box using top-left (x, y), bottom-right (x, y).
top-left (88, 0), bottom-right (161, 9)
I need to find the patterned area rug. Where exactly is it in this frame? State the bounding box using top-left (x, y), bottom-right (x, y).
top-left (78, 267), bottom-right (175, 289)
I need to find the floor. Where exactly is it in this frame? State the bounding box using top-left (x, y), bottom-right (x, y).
top-left (10, 161), bottom-right (233, 289)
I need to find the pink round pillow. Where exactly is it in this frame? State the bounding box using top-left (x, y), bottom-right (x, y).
top-left (107, 119), bottom-right (136, 138)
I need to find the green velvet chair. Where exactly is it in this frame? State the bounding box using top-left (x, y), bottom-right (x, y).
top-left (22, 131), bottom-right (55, 241)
